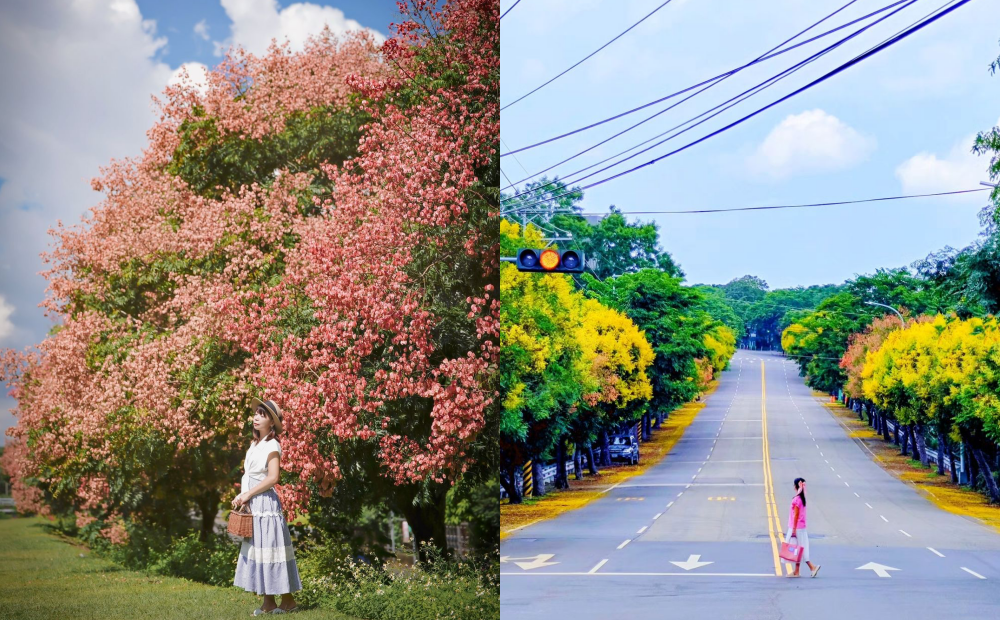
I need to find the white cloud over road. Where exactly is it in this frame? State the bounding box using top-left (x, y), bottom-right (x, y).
top-left (213, 0), bottom-right (385, 57)
top-left (895, 130), bottom-right (991, 199)
top-left (747, 109), bottom-right (876, 180)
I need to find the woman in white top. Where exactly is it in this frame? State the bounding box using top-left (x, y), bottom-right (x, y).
top-left (232, 398), bottom-right (302, 615)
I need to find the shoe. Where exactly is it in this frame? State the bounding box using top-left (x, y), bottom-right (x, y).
top-left (269, 609), bottom-right (286, 615)
top-left (252, 609), bottom-right (271, 616)
top-left (811, 565), bottom-right (821, 578)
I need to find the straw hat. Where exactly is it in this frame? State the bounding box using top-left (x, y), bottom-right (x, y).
top-left (250, 398), bottom-right (283, 434)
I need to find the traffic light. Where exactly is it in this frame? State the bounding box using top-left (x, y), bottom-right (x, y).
top-left (515, 248), bottom-right (585, 273)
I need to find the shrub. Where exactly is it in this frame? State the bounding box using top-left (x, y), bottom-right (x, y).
top-left (147, 531), bottom-right (239, 587)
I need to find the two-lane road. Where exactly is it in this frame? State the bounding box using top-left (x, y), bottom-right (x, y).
top-left (500, 350), bottom-right (1000, 619)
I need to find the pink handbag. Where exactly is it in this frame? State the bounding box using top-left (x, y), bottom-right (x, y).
top-left (780, 536), bottom-right (803, 562)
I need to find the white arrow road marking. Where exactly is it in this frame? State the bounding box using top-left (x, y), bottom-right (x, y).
top-left (856, 562), bottom-right (900, 578)
top-left (961, 567), bottom-right (986, 579)
top-left (500, 554), bottom-right (559, 571)
top-left (671, 555), bottom-right (714, 571)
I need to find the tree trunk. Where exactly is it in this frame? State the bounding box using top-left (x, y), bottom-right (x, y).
top-left (967, 441), bottom-right (978, 488)
top-left (948, 443), bottom-right (958, 484)
top-left (912, 426), bottom-right (927, 466)
top-left (499, 463), bottom-right (522, 504)
top-left (573, 447), bottom-right (584, 481)
top-left (971, 445), bottom-right (1000, 503)
top-left (197, 490), bottom-right (220, 542)
top-left (641, 413), bottom-right (652, 442)
top-left (554, 439), bottom-right (570, 490)
top-left (587, 444), bottom-right (600, 475)
top-left (936, 428), bottom-right (946, 476)
top-left (532, 460), bottom-right (546, 497)
top-left (600, 430), bottom-right (612, 467)
top-left (399, 486), bottom-right (450, 561)
top-left (652, 411), bottom-right (663, 429)
top-left (881, 414), bottom-right (891, 443)
top-left (893, 419), bottom-right (900, 446)
top-left (900, 425), bottom-right (910, 457)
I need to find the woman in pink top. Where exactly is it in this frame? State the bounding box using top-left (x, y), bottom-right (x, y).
top-left (785, 477), bottom-right (820, 578)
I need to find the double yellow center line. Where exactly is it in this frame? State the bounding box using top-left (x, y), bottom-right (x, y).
top-left (761, 361), bottom-right (783, 576)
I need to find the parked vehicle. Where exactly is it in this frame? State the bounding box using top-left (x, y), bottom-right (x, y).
top-left (608, 435), bottom-right (640, 465)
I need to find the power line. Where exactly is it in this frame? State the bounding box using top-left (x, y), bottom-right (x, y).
top-left (501, 0), bottom-right (522, 21)
top-left (502, 1), bottom-right (911, 197)
top-left (501, 0), bottom-right (905, 160)
top-left (572, 188), bottom-right (990, 216)
top-left (501, 0), bottom-right (678, 112)
top-left (505, 0), bottom-right (969, 213)
top-left (502, 0), bottom-right (918, 205)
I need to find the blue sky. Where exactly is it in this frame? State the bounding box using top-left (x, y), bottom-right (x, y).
top-left (500, 0), bottom-right (1000, 289)
top-left (0, 0), bottom-right (401, 443)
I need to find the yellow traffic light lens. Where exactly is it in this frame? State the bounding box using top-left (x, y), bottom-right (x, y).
top-left (540, 249), bottom-right (560, 271)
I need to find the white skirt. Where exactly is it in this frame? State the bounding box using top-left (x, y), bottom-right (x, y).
top-left (783, 527), bottom-right (810, 563)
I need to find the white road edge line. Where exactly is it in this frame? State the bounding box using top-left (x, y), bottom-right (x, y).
top-left (588, 559), bottom-right (609, 574)
top-left (617, 539), bottom-right (631, 550)
top-left (500, 572), bottom-right (776, 577)
top-left (961, 567), bottom-right (987, 579)
top-left (927, 547), bottom-right (944, 557)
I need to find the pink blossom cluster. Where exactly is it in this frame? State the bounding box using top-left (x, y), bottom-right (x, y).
top-left (1, 0), bottom-right (497, 523)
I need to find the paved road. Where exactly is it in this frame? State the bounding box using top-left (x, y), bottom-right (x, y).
top-left (501, 350), bottom-right (1000, 619)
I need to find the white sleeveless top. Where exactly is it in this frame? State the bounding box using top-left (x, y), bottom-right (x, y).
top-left (241, 437), bottom-right (281, 491)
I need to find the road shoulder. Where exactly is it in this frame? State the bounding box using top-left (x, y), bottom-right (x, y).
top-left (820, 396), bottom-right (1000, 534)
top-left (500, 382), bottom-right (719, 539)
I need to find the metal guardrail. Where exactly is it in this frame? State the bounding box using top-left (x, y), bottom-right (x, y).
top-left (499, 459), bottom-right (578, 499)
top-left (0, 498), bottom-right (15, 508)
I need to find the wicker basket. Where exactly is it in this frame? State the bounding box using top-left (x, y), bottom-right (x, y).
top-left (228, 504), bottom-right (253, 538)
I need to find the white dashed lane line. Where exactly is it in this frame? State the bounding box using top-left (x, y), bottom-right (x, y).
top-left (899, 530), bottom-right (911, 537)
top-left (589, 559), bottom-right (609, 574)
top-left (962, 567), bottom-right (987, 580)
top-left (637, 526), bottom-right (648, 535)
top-left (865, 503), bottom-right (873, 509)
top-left (653, 512), bottom-right (662, 520)
top-left (928, 547), bottom-right (945, 557)
top-left (880, 515), bottom-right (889, 523)
top-left (617, 539), bottom-right (631, 550)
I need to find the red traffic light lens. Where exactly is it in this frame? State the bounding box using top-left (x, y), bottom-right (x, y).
top-left (539, 249), bottom-right (560, 271)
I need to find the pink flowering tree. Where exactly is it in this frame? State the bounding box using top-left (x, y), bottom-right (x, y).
top-left (2, 0), bottom-right (498, 554)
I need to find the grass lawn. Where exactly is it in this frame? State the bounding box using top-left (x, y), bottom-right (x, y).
top-left (0, 514), bottom-right (357, 620)
top-left (823, 397), bottom-right (1000, 534)
top-left (500, 381), bottom-right (718, 539)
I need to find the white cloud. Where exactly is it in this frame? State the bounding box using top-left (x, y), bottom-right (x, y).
top-left (0, 0), bottom-right (178, 353)
top-left (895, 129), bottom-right (992, 199)
top-left (747, 109), bottom-right (876, 180)
top-left (0, 295), bottom-right (13, 342)
top-left (194, 18), bottom-right (210, 41)
top-left (213, 0), bottom-right (385, 57)
top-left (169, 62), bottom-right (210, 96)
